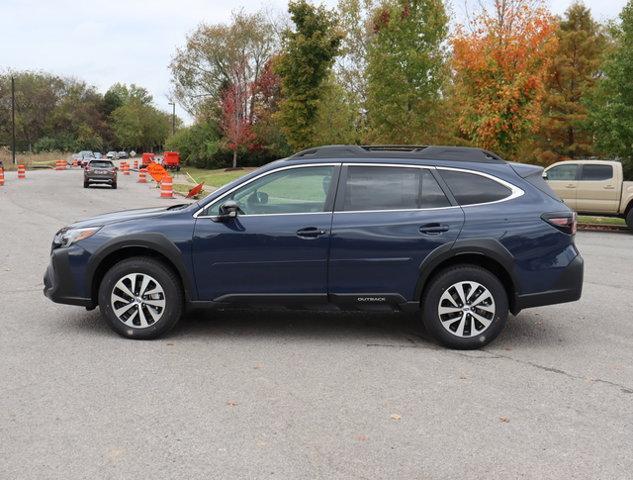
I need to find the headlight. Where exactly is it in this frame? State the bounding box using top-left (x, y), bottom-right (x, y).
top-left (53, 226), bottom-right (102, 248)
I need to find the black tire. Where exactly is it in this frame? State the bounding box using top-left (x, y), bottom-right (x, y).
top-left (421, 265), bottom-right (508, 349)
top-left (98, 257), bottom-right (183, 339)
top-left (83, 180), bottom-right (89, 188)
top-left (112, 182), bottom-right (117, 189)
top-left (626, 208), bottom-right (633, 232)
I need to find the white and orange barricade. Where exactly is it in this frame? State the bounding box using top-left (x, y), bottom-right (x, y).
top-left (55, 160), bottom-right (66, 170)
top-left (160, 175), bottom-right (173, 198)
top-left (0, 168), bottom-right (4, 186)
top-left (17, 164), bottom-right (26, 179)
top-left (138, 168), bottom-right (148, 184)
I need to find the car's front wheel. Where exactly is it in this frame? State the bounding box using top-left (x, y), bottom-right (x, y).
top-left (421, 265), bottom-right (508, 349)
top-left (98, 257), bottom-right (183, 339)
top-left (626, 209), bottom-right (633, 232)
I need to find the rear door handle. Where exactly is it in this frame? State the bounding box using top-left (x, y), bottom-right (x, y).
top-left (296, 227), bottom-right (327, 239)
top-left (565, 184), bottom-right (576, 189)
top-left (419, 224), bottom-right (450, 235)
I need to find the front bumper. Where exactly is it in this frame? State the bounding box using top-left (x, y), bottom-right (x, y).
top-left (514, 253), bottom-right (584, 312)
top-left (43, 248), bottom-right (94, 308)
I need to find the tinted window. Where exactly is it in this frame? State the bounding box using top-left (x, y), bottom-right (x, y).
top-left (89, 161), bottom-right (114, 168)
top-left (440, 170), bottom-right (512, 205)
top-left (546, 164), bottom-right (578, 181)
top-left (207, 166), bottom-right (334, 215)
top-left (342, 166), bottom-right (450, 211)
top-left (580, 164), bottom-right (613, 181)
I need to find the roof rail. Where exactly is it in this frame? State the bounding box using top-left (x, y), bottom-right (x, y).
top-left (287, 145), bottom-right (505, 163)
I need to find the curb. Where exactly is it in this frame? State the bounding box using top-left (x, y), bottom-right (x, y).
top-left (577, 223), bottom-right (630, 233)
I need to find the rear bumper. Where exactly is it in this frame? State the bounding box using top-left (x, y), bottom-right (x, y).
top-left (85, 175), bottom-right (116, 183)
top-left (513, 253), bottom-right (584, 312)
top-left (43, 248), bottom-right (94, 308)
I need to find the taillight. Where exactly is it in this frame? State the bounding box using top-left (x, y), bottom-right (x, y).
top-left (542, 212), bottom-right (577, 235)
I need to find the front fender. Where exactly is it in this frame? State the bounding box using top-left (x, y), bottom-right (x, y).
top-left (86, 233), bottom-right (196, 301)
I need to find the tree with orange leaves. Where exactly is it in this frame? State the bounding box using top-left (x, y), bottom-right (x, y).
top-left (451, 0), bottom-right (558, 158)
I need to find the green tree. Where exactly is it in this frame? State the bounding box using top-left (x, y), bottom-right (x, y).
top-left (170, 10), bottom-right (276, 118)
top-left (537, 3), bottom-right (607, 164)
top-left (311, 75), bottom-right (358, 145)
top-left (335, 0), bottom-right (377, 138)
top-left (111, 99), bottom-right (170, 151)
top-left (275, 0), bottom-right (343, 150)
top-left (365, 0), bottom-right (448, 144)
top-left (589, 1), bottom-right (633, 178)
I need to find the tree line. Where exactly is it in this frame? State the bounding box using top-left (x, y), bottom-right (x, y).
top-left (3, 0), bottom-right (633, 177)
top-left (0, 75), bottom-right (172, 153)
top-left (167, 0), bottom-right (633, 178)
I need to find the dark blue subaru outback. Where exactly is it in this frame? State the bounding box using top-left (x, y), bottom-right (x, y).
top-left (44, 146), bottom-right (583, 349)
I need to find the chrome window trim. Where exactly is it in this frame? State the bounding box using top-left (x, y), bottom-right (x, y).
top-left (436, 166), bottom-right (524, 207)
top-left (193, 163), bottom-right (339, 219)
top-left (193, 161), bottom-right (524, 219)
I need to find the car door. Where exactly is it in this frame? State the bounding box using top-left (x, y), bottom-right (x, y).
top-left (192, 164), bottom-right (339, 302)
top-left (328, 164), bottom-right (465, 307)
top-left (576, 163), bottom-right (619, 214)
top-left (544, 163), bottom-right (579, 210)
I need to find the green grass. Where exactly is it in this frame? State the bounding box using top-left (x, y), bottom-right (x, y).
top-left (183, 167), bottom-right (257, 188)
top-left (577, 215), bottom-right (626, 226)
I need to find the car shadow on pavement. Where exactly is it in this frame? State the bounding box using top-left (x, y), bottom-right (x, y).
top-left (63, 307), bottom-right (562, 349)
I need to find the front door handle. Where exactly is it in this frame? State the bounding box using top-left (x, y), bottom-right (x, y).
top-left (419, 224), bottom-right (450, 235)
top-left (565, 184), bottom-right (576, 189)
top-left (296, 227), bottom-right (327, 239)
top-left (603, 185), bottom-right (615, 190)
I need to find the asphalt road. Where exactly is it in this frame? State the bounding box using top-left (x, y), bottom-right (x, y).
top-left (1, 167), bottom-right (632, 479)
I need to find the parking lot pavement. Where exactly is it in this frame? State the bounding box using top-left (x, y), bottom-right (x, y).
top-left (1, 167), bottom-right (632, 479)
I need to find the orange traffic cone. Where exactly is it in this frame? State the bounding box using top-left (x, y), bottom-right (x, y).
top-left (0, 168), bottom-right (4, 186)
top-left (72, 159), bottom-right (78, 168)
top-left (55, 160), bottom-right (66, 170)
top-left (122, 162), bottom-right (130, 175)
top-left (160, 175), bottom-right (173, 198)
top-left (138, 168), bottom-right (147, 184)
top-left (133, 159), bottom-right (138, 170)
top-left (17, 164), bottom-right (26, 179)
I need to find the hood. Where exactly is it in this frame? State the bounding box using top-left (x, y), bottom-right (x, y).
top-left (69, 204), bottom-right (190, 229)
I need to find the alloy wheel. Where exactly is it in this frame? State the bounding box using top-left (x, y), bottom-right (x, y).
top-left (110, 273), bottom-right (166, 329)
top-left (437, 281), bottom-right (496, 338)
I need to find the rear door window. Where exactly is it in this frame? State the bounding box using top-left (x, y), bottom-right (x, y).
top-left (439, 170), bottom-right (512, 205)
top-left (546, 164), bottom-right (578, 181)
top-left (340, 166), bottom-right (450, 211)
top-left (580, 164), bottom-right (613, 181)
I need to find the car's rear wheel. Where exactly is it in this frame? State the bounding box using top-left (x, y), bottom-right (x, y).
top-left (83, 180), bottom-right (89, 188)
top-left (112, 182), bottom-right (117, 189)
top-left (421, 265), bottom-right (508, 349)
top-left (98, 257), bottom-right (183, 339)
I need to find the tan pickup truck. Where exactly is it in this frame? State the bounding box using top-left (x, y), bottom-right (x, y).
top-left (544, 160), bottom-right (633, 231)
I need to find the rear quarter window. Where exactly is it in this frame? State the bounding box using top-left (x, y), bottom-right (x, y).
top-left (439, 170), bottom-right (513, 205)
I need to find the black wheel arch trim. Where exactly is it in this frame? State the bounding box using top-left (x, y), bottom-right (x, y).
top-left (86, 233), bottom-right (195, 302)
top-left (414, 238), bottom-right (519, 310)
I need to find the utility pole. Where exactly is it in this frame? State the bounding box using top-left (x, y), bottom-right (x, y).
top-left (11, 76), bottom-right (16, 164)
top-left (168, 102), bottom-right (175, 136)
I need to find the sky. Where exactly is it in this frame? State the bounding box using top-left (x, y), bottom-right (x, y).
top-left (0, 0), bottom-right (628, 124)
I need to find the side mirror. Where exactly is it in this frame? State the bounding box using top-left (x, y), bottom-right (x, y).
top-left (216, 200), bottom-right (242, 221)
